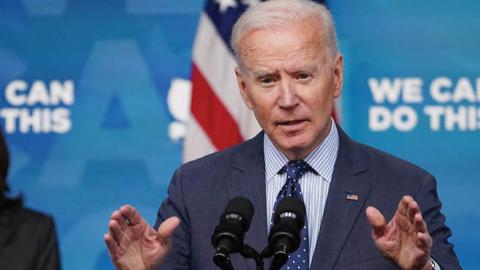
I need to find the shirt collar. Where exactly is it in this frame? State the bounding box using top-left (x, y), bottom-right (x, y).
top-left (264, 118), bottom-right (339, 182)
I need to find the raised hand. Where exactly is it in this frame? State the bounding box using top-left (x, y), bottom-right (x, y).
top-left (104, 205), bottom-right (180, 270)
top-left (366, 196), bottom-right (433, 270)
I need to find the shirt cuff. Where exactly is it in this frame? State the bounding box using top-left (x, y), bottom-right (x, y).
top-left (431, 257), bottom-right (441, 270)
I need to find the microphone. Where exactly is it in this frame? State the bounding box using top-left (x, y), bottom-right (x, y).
top-left (264, 196), bottom-right (306, 270)
top-left (211, 197), bottom-right (255, 270)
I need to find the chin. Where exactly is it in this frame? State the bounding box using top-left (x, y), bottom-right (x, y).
top-left (277, 136), bottom-right (312, 154)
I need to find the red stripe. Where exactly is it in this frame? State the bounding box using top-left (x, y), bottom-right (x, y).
top-left (190, 63), bottom-right (244, 150)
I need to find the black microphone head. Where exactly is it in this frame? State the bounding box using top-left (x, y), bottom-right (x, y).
top-left (266, 196), bottom-right (306, 268)
top-left (221, 197), bottom-right (255, 232)
top-left (273, 196), bottom-right (306, 229)
top-left (211, 196), bottom-right (255, 267)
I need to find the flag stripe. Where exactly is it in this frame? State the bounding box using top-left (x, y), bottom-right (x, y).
top-left (204, 1), bottom-right (249, 50)
top-left (191, 63), bottom-right (243, 150)
top-left (183, 116), bottom-right (216, 162)
top-left (193, 13), bottom-right (260, 139)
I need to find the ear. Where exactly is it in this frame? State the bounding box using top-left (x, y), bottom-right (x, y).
top-left (332, 54), bottom-right (344, 99)
top-left (235, 67), bottom-right (254, 109)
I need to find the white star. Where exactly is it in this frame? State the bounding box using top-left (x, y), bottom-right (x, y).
top-left (241, 0), bottom-right (260, 7)
top-left (216, 0), bottom-right (238, 13)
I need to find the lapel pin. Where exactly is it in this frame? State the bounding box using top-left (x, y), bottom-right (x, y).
top-left (346, 193), bottom-right (359, 201)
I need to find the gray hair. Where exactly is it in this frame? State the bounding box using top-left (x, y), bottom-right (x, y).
top-left (231, 0), bottom-right (339, 63)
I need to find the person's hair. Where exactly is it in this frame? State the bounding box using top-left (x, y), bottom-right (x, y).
top-left (0, 129), bottom-right (22, 208)
top-left (231, 0), bottom-right (339, 63)
top-left (0, 130), bottom-right (10, 194)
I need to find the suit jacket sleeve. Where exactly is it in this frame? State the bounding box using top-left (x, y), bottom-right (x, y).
top-left (416, 173), bottom-right (461, 269)
top-left (35, 216), bottom-right (61, 270)
top-left (155, 168), bottom-right (191, 270)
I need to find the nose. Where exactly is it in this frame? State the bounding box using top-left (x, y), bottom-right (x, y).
top-left (278, 79), bottom-right (299, 109)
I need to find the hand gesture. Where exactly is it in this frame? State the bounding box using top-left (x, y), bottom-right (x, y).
top-left (104, 205), bottom-right (180, 270)
top-left (366, 196), bottom-right (433, 270)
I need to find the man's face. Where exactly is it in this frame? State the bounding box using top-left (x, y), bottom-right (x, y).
top-left (235, 18), bottom-right (343, 160)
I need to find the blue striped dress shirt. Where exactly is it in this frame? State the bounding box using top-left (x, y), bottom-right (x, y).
top-left (264, 120), bottom-right (339, 265)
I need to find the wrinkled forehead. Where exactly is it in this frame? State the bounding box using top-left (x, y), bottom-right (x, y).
top-left (237, 20), bottom-right (328, 70)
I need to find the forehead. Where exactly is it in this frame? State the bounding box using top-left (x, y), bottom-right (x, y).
top-left (238, 19), bottom-right (327, 70)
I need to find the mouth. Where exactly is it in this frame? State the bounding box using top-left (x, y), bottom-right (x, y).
top-left (276, 119), bottom-right (308, 131)
top-left (278, 119), bottom-right (306, 126)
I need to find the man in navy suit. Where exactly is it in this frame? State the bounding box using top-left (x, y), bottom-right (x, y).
top-left (105, 0), bottom-right (461, 269)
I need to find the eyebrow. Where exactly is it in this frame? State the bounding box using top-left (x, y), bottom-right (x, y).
top-left (287, 64), bottom-right (319, 73)
top-left (248, 62), bottom-right (320, 78)
top-left (251, 69), bottom-right (277, 78)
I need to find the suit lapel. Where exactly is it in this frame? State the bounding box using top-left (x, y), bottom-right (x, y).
top-left (227, 132), bottom-right (269, 270)
top-left (310, 128), bottom-right (373, 270)
top-left (222, 129), bottom-right (373, 269)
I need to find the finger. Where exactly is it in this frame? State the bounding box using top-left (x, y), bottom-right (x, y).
top-left (394, 197), bottom-right (418, 232)
top-left (416, 231), bottom-right (432, 251)
top-left (414, 212), bottom-right (428, 233)
top-left (119, 205), bottom-right (143, 226)
top-left (407, 199), bottom-right (421, 224)
top-left (366, 206), bottom-right (387, 238)
top-left (111, 210), bottom-right (130, 231)
top-left (158, 217), bottom-right (181, 240)
top-left (104, 233), bottom-right (119, 257)
top-left (108, 219), bottom-right (124, 243)
top-left (397, 195), bottom-right (413, 217)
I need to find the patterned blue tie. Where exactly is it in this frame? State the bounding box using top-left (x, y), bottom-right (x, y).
top-left (272, 160), bottom-right (310, 270)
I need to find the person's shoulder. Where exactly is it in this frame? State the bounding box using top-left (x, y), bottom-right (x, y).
top-left (15, 207), bottom-right (55, 227)
top-left (0, 205), bottom-right (55, 237)
top-left (345, 134), bottom-right (432, 180)
top-left (162, 134), bottom-right (262, 195)
top-left (179, 132), bottom-right (263, 173)
top-left (370, 145), bottom-right (427, 173)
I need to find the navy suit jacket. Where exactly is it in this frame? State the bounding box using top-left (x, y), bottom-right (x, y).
top-left (156, 128), bottom-right (461, 269)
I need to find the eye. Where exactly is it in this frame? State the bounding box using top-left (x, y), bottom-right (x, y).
top-left (295, 72), bottom-right (311, 80)
top-left (260, 77), bottom-right (273, 84)
top-left (258, 75), bottom-right (277, 86)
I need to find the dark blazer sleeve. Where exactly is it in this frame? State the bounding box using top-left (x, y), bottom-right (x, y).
top-left (0, 207), bottom-right (61, 270)
top-left (35, 215), bottom-right (61, 270)
top-left (155, 168), bottom-right (191, 270)
top-left (415, 173), bottom-right (461, 269)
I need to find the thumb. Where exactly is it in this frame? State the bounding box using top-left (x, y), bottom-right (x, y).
top-left (366, 206), bottom-right (387, 238)
top-left (157, 217), bottom-right (181, 240)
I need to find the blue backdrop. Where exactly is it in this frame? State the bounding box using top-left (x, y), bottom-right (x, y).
top-left (0, 0), bottom-right (477, 269)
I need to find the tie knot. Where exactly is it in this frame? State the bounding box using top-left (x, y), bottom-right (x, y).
top-left (282, 160), bottom-right (310, 180)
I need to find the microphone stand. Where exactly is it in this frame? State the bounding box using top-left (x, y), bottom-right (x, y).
top-left (214, 243), bottom-right (264, 270)
top-left (260, 246), bottom-right (285, 270)
top-left (213, 250), bottom-right (234, 270)
top-left (240, 244), bottom-right (264, 270)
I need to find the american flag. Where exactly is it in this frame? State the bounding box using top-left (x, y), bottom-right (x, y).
top-left (184, 0), bottom-right (334, 162)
